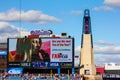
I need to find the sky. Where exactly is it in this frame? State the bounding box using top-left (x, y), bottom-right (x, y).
top-left (0, 0), bottom-right (120, 66)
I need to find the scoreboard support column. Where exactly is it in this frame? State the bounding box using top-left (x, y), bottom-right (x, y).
top-left (50, 69), bottom-right (52, 79)
top-left (57, 68), bottom-right (60, 75)
top-left (68, 69), bottom-right (70, 80)
top-left (72, 68), bottom-right (74, 74)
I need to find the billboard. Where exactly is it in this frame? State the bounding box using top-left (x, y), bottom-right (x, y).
top-left (7, 68), bottom-right (23, 74)
top-left (8, 38), bottom-right (74, 68)
top-left (0, 50), bottom-right (7, 56)
top-left (31, 62), bottom-right (60, 68)
top-left (50, 39), bottom-right (73, 62)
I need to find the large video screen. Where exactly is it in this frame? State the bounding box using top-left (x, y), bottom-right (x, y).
top-left (8, 38), bottom-right (74, 64)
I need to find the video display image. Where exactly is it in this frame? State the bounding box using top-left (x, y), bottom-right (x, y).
top-left (8, 38), bottom-right (73, 63)
top-left (8, 38), bottom-right (50, 62)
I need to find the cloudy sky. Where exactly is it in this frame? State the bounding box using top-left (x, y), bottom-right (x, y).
top-left (0, 0), bottom-right (120, 66)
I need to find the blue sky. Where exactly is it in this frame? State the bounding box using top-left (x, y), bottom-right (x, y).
top-left (0, 0), bottom-right (120, 66)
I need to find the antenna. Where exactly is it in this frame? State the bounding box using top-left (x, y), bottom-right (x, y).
top-left (19, 0), bottom-right (22, 37)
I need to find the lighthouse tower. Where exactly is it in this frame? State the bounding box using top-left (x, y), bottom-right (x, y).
top-left (80, 9), bottom-right (96, 75)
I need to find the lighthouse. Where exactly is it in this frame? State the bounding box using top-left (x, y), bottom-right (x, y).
top-left (80, 9), bottom-right (96, 75)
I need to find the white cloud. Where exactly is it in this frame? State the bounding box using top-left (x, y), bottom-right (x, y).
top-left (95, 54), bottom-right (120, 64)
top-left (94, 40), bottom-right (120, 53)
top-left (0, 22), bottom-right (29, 42)
top-left (95, 40), bottom-right (115, 46)
top-left (0, 9), bottom-right (61, 24)
top-left (104, 0), bottom-right (120, 7)
top-left (94, 45), bottom-right (120, 53)
top-left (75, 46), bottom-right (81, 53)
top-left (70, 10), bottom-right (83, 15)
top-left (75, 46), bottom-right (81, 56)
top-left (93, 6), bottom-right (113, 11)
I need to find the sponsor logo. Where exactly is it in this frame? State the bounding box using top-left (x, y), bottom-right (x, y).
top-left (21, 62), bottom-right (31, 67)
top-left (0, 50), bottom-right (7, 55)
top-left (8, 68), bottom-right (23, 74)
top-left (32, 62), bottom-right (48, 68)
top-left (30, 30), bottom-right (52, 35)
top-left (61, 63), bottom-right (72, 67)
top-left (52, 53), bottom-right (68, 58)
top-left (48, 62), bottom-right (60, 67)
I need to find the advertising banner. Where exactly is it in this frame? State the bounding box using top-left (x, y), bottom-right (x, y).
top-left (7, 68), bottom-right (23, 74)
top-left (48, 62), bottom-right (60, 68)
top-left (20, 62), bottom-right (31, 68)
top-left (32, 62), bottom-right (48, 68)
top-left (50, 39), bottom-right (73, 62)
top-left (8, 62), bottom-right (21, 67)
top-left (0, 50), bottom-right (7, 56)
top-left (60, 62), bottom-right (73, 68)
